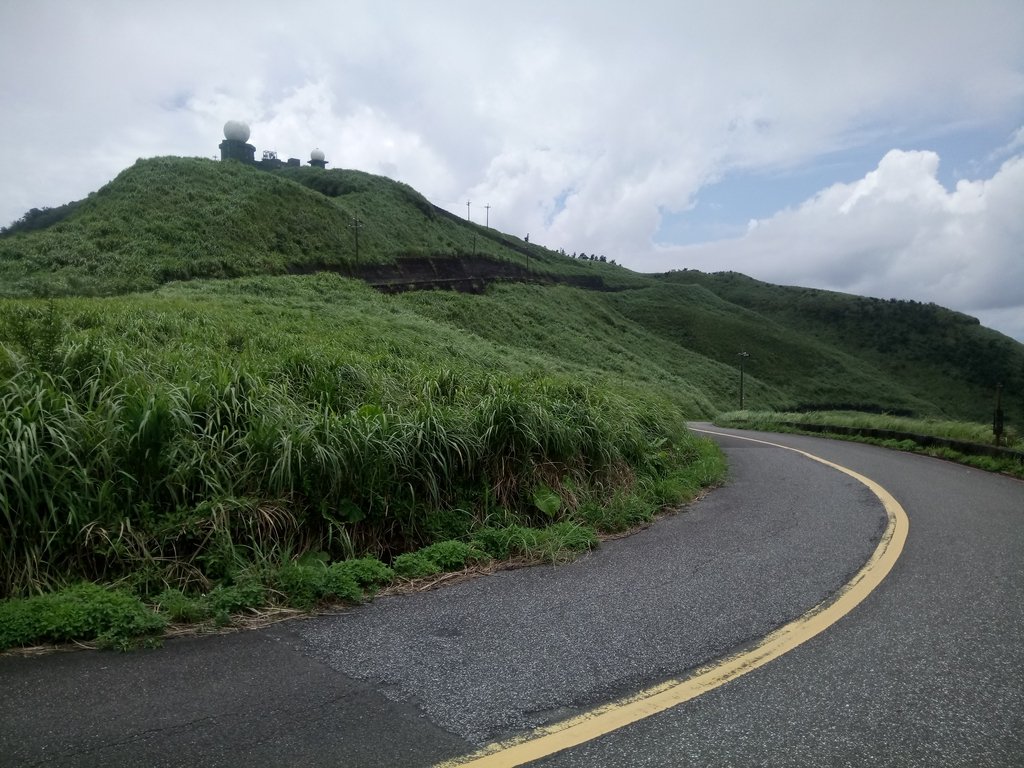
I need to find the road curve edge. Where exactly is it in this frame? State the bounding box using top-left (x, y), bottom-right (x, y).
top-left (435, 428), bottom-right (910, 768)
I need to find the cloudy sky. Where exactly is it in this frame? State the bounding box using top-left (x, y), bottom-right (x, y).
top-left (2, 1), bottom-right (1023, 340)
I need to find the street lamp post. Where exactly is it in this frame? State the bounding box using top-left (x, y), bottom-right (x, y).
top-left (466, 200), bottom-right (471, 221)
top-left (738, 352), bottom-right (749, 410)
top-left (348, 216), bottom-right (364, 262)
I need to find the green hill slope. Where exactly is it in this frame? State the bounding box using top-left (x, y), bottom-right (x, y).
top-left (1, 154), bottom-right (1022, 609)
top-left (0, 157), bottom-right (621, 296)
top-left (1, 155), bottom-right (1019, 426)
top-left (662, 270), bottom-right (1024, 423)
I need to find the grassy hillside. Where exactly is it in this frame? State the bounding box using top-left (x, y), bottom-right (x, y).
top-left (0, 157), bottom-right (626, 297)
top-left (2, 155), bottom-right (1018, 425)
top-left (1, 156), bottom-right (1022, 615)
top-left (0, 276), bottom-right (728, 602)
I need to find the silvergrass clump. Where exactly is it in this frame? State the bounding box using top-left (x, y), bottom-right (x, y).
top-left (0, 292), bottom-right (721, 602)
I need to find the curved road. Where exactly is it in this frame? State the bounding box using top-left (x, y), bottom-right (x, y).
top-left (1, 426), bottom-right (1021, 766)
top-left (533, 426), bottom-right (1024, 767)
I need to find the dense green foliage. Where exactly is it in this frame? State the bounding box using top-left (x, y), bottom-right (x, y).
top-left (0, 278), bottom-right (719, 603)
top-left (1, 155), bottom-right (1021, 649)
top-left (0, 582), bottom-right (166, 650)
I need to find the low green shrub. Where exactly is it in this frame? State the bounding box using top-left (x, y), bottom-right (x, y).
top-left (205, 580), bottom-right (268, 616)
top-left (155, 588), bottom-right (207, 623)
top-left (576, 494), bottom-right (655, 534)
top-left (328, 557), bottom-right (395, 590)
top-left (157, 561), bottom-right (384, 625)
top-left (417, 540), bottom-right (490, 571)
top-left (274, 562), bottom-right (362, 610)
top-left (470, 525), bottom-right (531, 559)
top-left (470, 522), bottom-right (597, 562)
top-left (0, 583), bottom-right (166, 651)
top-left (155, 580), bottom-right (269, 625)
top-left (392, 552), bottom-right (442, 579)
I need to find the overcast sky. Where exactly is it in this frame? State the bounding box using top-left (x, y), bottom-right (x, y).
top-left (2, 1), bottom-right (1023, 340)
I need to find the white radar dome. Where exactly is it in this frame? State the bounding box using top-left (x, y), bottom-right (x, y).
top-left (311, 148), bottom-right (326, 162)
top-left (224, 120), bottom-right (251, 142)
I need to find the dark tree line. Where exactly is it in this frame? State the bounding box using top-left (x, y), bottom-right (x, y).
top-left (557, 248), bottom-right (615, 265)
top-left (1, 201), bottom-right (83, 237)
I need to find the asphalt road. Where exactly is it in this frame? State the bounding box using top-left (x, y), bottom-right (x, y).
top-left (532, 426), bottom-right (1024, 767)
top-left (1, 426), bottom-right (1021, 766)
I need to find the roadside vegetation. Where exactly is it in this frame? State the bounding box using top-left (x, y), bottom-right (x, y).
top-left (1, 156), bottom-right (1020, 651)
top-left (716, 410), bottom-right (1024, 478)
top-left (0, 280), bottom-right (724, 651)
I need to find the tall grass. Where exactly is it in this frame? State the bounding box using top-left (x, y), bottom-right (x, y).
top-left (0, 292), bottom-right (703, 598)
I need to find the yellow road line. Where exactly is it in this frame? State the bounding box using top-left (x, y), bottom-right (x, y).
top-left (436, 428), bottom-right (909, 768)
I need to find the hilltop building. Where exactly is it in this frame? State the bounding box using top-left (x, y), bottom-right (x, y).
top-left (218, 121), bottom-right (327, 170)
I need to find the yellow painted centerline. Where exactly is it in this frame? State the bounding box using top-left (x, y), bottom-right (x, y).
top-left (436, 428), bottom-right (909, 768)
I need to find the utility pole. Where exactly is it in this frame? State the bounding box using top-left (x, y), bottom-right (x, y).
top-left (484, 204), bottom-right (490, 228)
top-left (348, 216), bottom-right (364, 262)
top-left (466, 200), bottom-right (471, 221)
top-left (738, 351), bottom-right (749, 410)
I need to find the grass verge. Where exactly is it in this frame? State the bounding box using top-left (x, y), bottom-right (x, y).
top-left (716, 410), bottom-right (1024, 479)
top-left (0, 435), bottom-right (725, 653)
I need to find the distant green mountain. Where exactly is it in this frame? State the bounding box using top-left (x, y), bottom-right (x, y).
top-left (1, 155), bottom-right (1020, 425)
top-left (664, 271), bottom-right (1023, 423)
